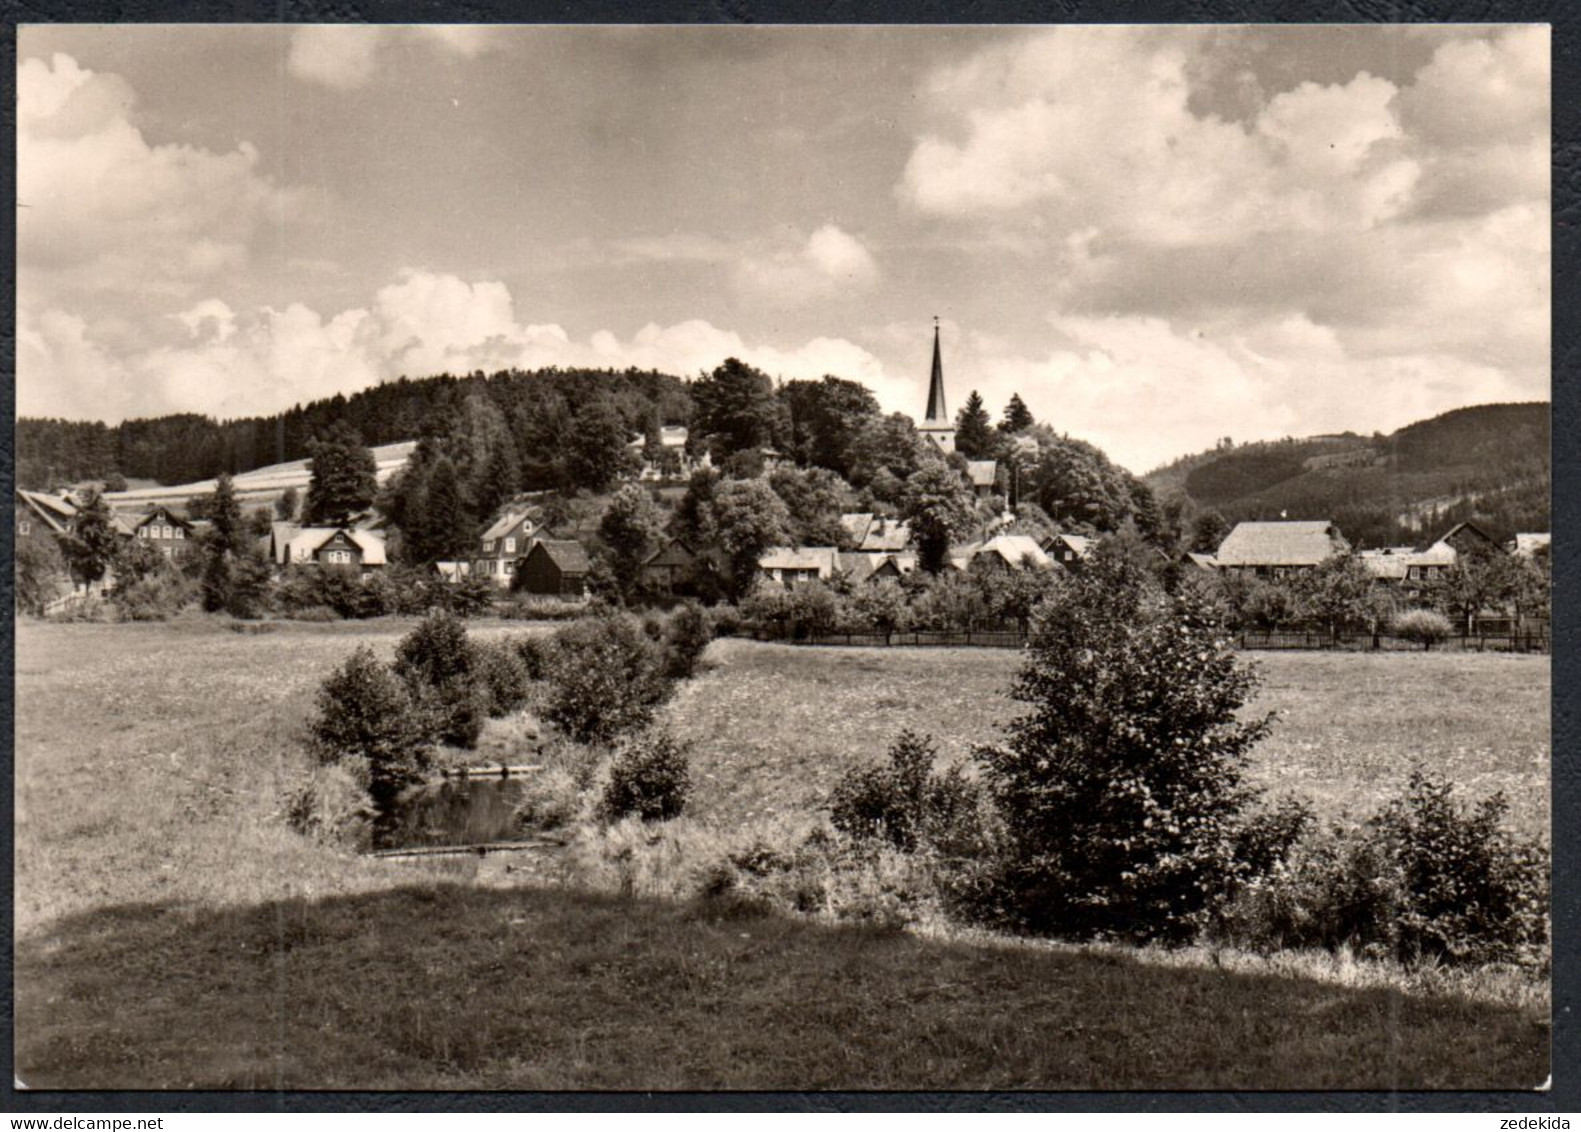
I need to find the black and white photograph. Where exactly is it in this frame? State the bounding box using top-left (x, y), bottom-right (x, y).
top-left (11, 23), bottom-right (1554, 1092)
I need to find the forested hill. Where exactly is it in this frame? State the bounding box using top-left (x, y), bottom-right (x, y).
top-left (16, 368), bottom-right (693, 490)
top-left (1144, 402), bottom-right (1550, 548)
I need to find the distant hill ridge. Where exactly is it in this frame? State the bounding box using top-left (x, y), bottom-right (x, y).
top-left (1145, 402), bottom-right (1550, 548)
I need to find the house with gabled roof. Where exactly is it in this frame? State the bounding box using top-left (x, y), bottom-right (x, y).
top-left (758, 546), bottom-right (840, 587)
top-left (515, 539), bottom-right (592, 598)
top-left (270, 522), bottom-right (387, 576)
top-left (132, 505), bottom-right (198, 562)
top-left (1213, 520), bottom-right (1349, 578)
top-left (1431, 520), bottom-right (1503, 560)
top-left (474, 507), bottom-right (539, 588)
top-left (968, 534), bottom-right (1052, 573)
top-left (965, 460), bottom-right (999, 500)
top-left (640, 538), bottom-right (724, 596)
top-left (1042, 532), bottom-right (1094, 571)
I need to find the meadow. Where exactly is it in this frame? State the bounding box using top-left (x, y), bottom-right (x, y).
top-left (12, 617), bottom-right (1552, 1090)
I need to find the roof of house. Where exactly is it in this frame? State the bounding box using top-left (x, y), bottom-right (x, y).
top-left (1184, 551), bottom-right (1218, 570)
top-left (1432, 520), bottom-right (1500, 551)
top-left (1409, 541), bottom-right (1457, 567)
top-left (136, 505), bottom-right (193, 531)
top-left (627, 425), bottom-right (690, 450)
top-left (17, 489), bottom-right (78, 533)
top-left (839, 512), bottom-right (875, 544)
top-left (1513, 533), bottom-right (1551, 556)
top-left (643, 538), bottom-right (700, 569)
top-left (976, 534), bottom-right (1051, 569)
top-left (859, 517), bottom-right (911, 552)
top-left (272, 523), bottom-right (387, 566)
top-left (480, 509), bottom-right (536, 542)
top-left (1358, 547), bottom-right (1415, 580)
top-left (966, 460), bottom-right (998, 488)
top-left (1213, 520), bottom-right (1348, 567)
top-left (529, 539), bottom-right (592, 575)
top-left (1046, 532), bottom-right (1094, 558)
top-left (759, 546), bottom-right (840, 574)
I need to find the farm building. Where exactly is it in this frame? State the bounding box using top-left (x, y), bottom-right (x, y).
top-left (1434, 520), bottom-right (1502, 559)
top-left (270, 523), bottom-right (387, 576)
top-left (758, 546), bottom-right (840, 587)
top-left (640, 538), bottom-right (723, 595)
top-left (516, 540), bottom-right (592, 598)
top-left (1212, 520), bottom-right (1350, 578)
top-left (474, 508), bottom-right (539, 589)
top-left (131, 505), bottom-right (197, 562)
top-left (15, 489), bottom-right (80, 539)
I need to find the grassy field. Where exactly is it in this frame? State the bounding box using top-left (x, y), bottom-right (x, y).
top-left (12, 618), bottom-right (1551, 1090)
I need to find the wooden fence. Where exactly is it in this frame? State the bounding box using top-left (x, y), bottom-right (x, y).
top-left (744, 625), bottom-right (1549, 654)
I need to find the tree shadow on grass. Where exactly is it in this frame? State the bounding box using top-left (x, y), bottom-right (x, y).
top-left (14, 882), bottom-right (1549, 1092)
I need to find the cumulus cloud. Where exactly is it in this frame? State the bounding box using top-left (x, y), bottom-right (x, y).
top-left (287, 26), bottom-right (506, 90)
top-left (287, 27), bottom-right (384, 90)
top-left (734, 224), bottom-right (880, 304)
top-left (17, 53), bottom-right (293, 302)
top-left (17, 270), bottom-right (894, 424)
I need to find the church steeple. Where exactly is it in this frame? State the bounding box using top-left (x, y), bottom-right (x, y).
top-left (925, 317), bottom-right (947, 423)
top-left (917, 317), bottom-right (956, 454)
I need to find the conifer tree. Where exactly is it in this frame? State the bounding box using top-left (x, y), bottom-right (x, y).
top-left (62, 489), bottom-right (120, 586)
top-left (954, 390), bottom-right (997, 459)
top-left (421, 455), bottom-right (473, 562)
top-left (999, 393), bottom-right (1035, 434)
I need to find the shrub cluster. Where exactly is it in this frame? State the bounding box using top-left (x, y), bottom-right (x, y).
top-left (828, 730), bottom-right (982, 855)
top-left (392, 611), bottom-right (488, 748)
top-left (1390, 608), bottom-right (1454, 649)
top-left (1215, 773), bottom-right (1548, 968)
top-left (536, 613), bottom-right (675, 745)
top-left (310, 645), bottom-right (433, 803)
top-left (600, 727), bottom-right (692, 822)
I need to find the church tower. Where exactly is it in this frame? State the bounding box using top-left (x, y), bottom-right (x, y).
top-left (917, 318), bottom-right (956, 454)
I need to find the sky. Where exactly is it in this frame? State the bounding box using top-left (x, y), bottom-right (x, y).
top-left (16, 24), bottom-right (1550, 472)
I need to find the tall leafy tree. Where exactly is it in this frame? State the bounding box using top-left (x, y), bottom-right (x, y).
top-left (778, 376), bottom-right (882, 478)
top-left (999, 393), bottom-right (1035, 434)
top-left (691, 358), bottom-right (784, 457)
top-left (954, 390), bottom-right (997, 460)
top-left (207, 473), bottom-right (246, 556)
top-left (902, 459), bottom-right (975, 574)
top-left (471, 428), bottom-right (523, 522)
top-left (710, 478), bottom-right (793, 596)
top-left (1190, 508), bottom-right (1232, 554)
top-left (600, 482), bottom-right (667, 599)
top-left (305, 421), bottom-right (377, 525)
top-left (62, 489), bottom-right (120, 586)
top-left (275, 486), bottom-right (299, 522)
top-left (563, 399), bottom-right (633, 492)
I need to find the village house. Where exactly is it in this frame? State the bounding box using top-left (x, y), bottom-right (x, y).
top-left (516, 539), bottom-right (592, 598)
top-left (15, 489), bottom-right (79, 541)
top-left (270, 522), bottom-right (388, 577)
top-left (965, 460), bottom-right (1000, 501)
top-left (967, 534), bottom-right (1052, 574)
top-left (474, 508), bottom-right (539, 589)
top-left (757, 546), bottom-right (840, 587)
top-left (837, 550), bottom-right (917, 585)
top-left (1041, 532), bottom-right (1094, 571)
top-left (132, 505), bottom-right (197, 562)
top-left (838, 513), bottom-right (913, 553)
top-left (1434, 520), bottom-right (1503, 559)
top-left (639, 538), bottom-right (723, 596)
top-left (1212, 520), bottom-right (1350, 578)
top-left (1512, 532), bottom-right (1551, 558)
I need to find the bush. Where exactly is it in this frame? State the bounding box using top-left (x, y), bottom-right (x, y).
top-left (662, 602), bottom-right (714, 679)
top-left (540, 613), bottom-right (673, 744)
top-left (974, 546), bottom-right (1272, 943)
top-left (393, 610), bottom-right (473, 688)
top-left (287, 604), bottom-right (341, 623)
top-left (449, 574), bottom-right (496, 617)
top-left (600, 727), bottom-right (692, 822)
top-left (284, 760), bottom-right (376, 848)
top-left (1374, 771), bottom-right (1549, 967)
top-left (498, 596), bottom-right (588, 622)
top-left (512, 766), bottom-right (584, 831)
top-left (710, 604), bottom-right (743, 638)
top-left (1392, 608), bottom-right (1454, 649)
top-left (310, 646), bottom-right (432, 802)
top-left (1214, 775), bottom-right (1549, 969)
top-left (513, 633), bottom-right (558, 680)
top-left (112, 573), bottom-right (190, 621)
top-left (471, 639), bottom-right (532, 718)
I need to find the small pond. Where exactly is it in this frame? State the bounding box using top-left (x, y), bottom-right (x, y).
top-left (374, 777), bottom-right (531, 851)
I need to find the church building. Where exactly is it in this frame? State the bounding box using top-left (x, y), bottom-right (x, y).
top-left (916, 318), bottom-right (956, 454)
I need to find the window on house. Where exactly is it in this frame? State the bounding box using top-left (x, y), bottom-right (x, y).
top-left (175, 528), bottom-right (184, 540)
top-left (503, 560), bottom-right (514, 574)
top-left (18, 520), bottom-right (30, 535)
top-left (484, 539), bottom-right (495, 553)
